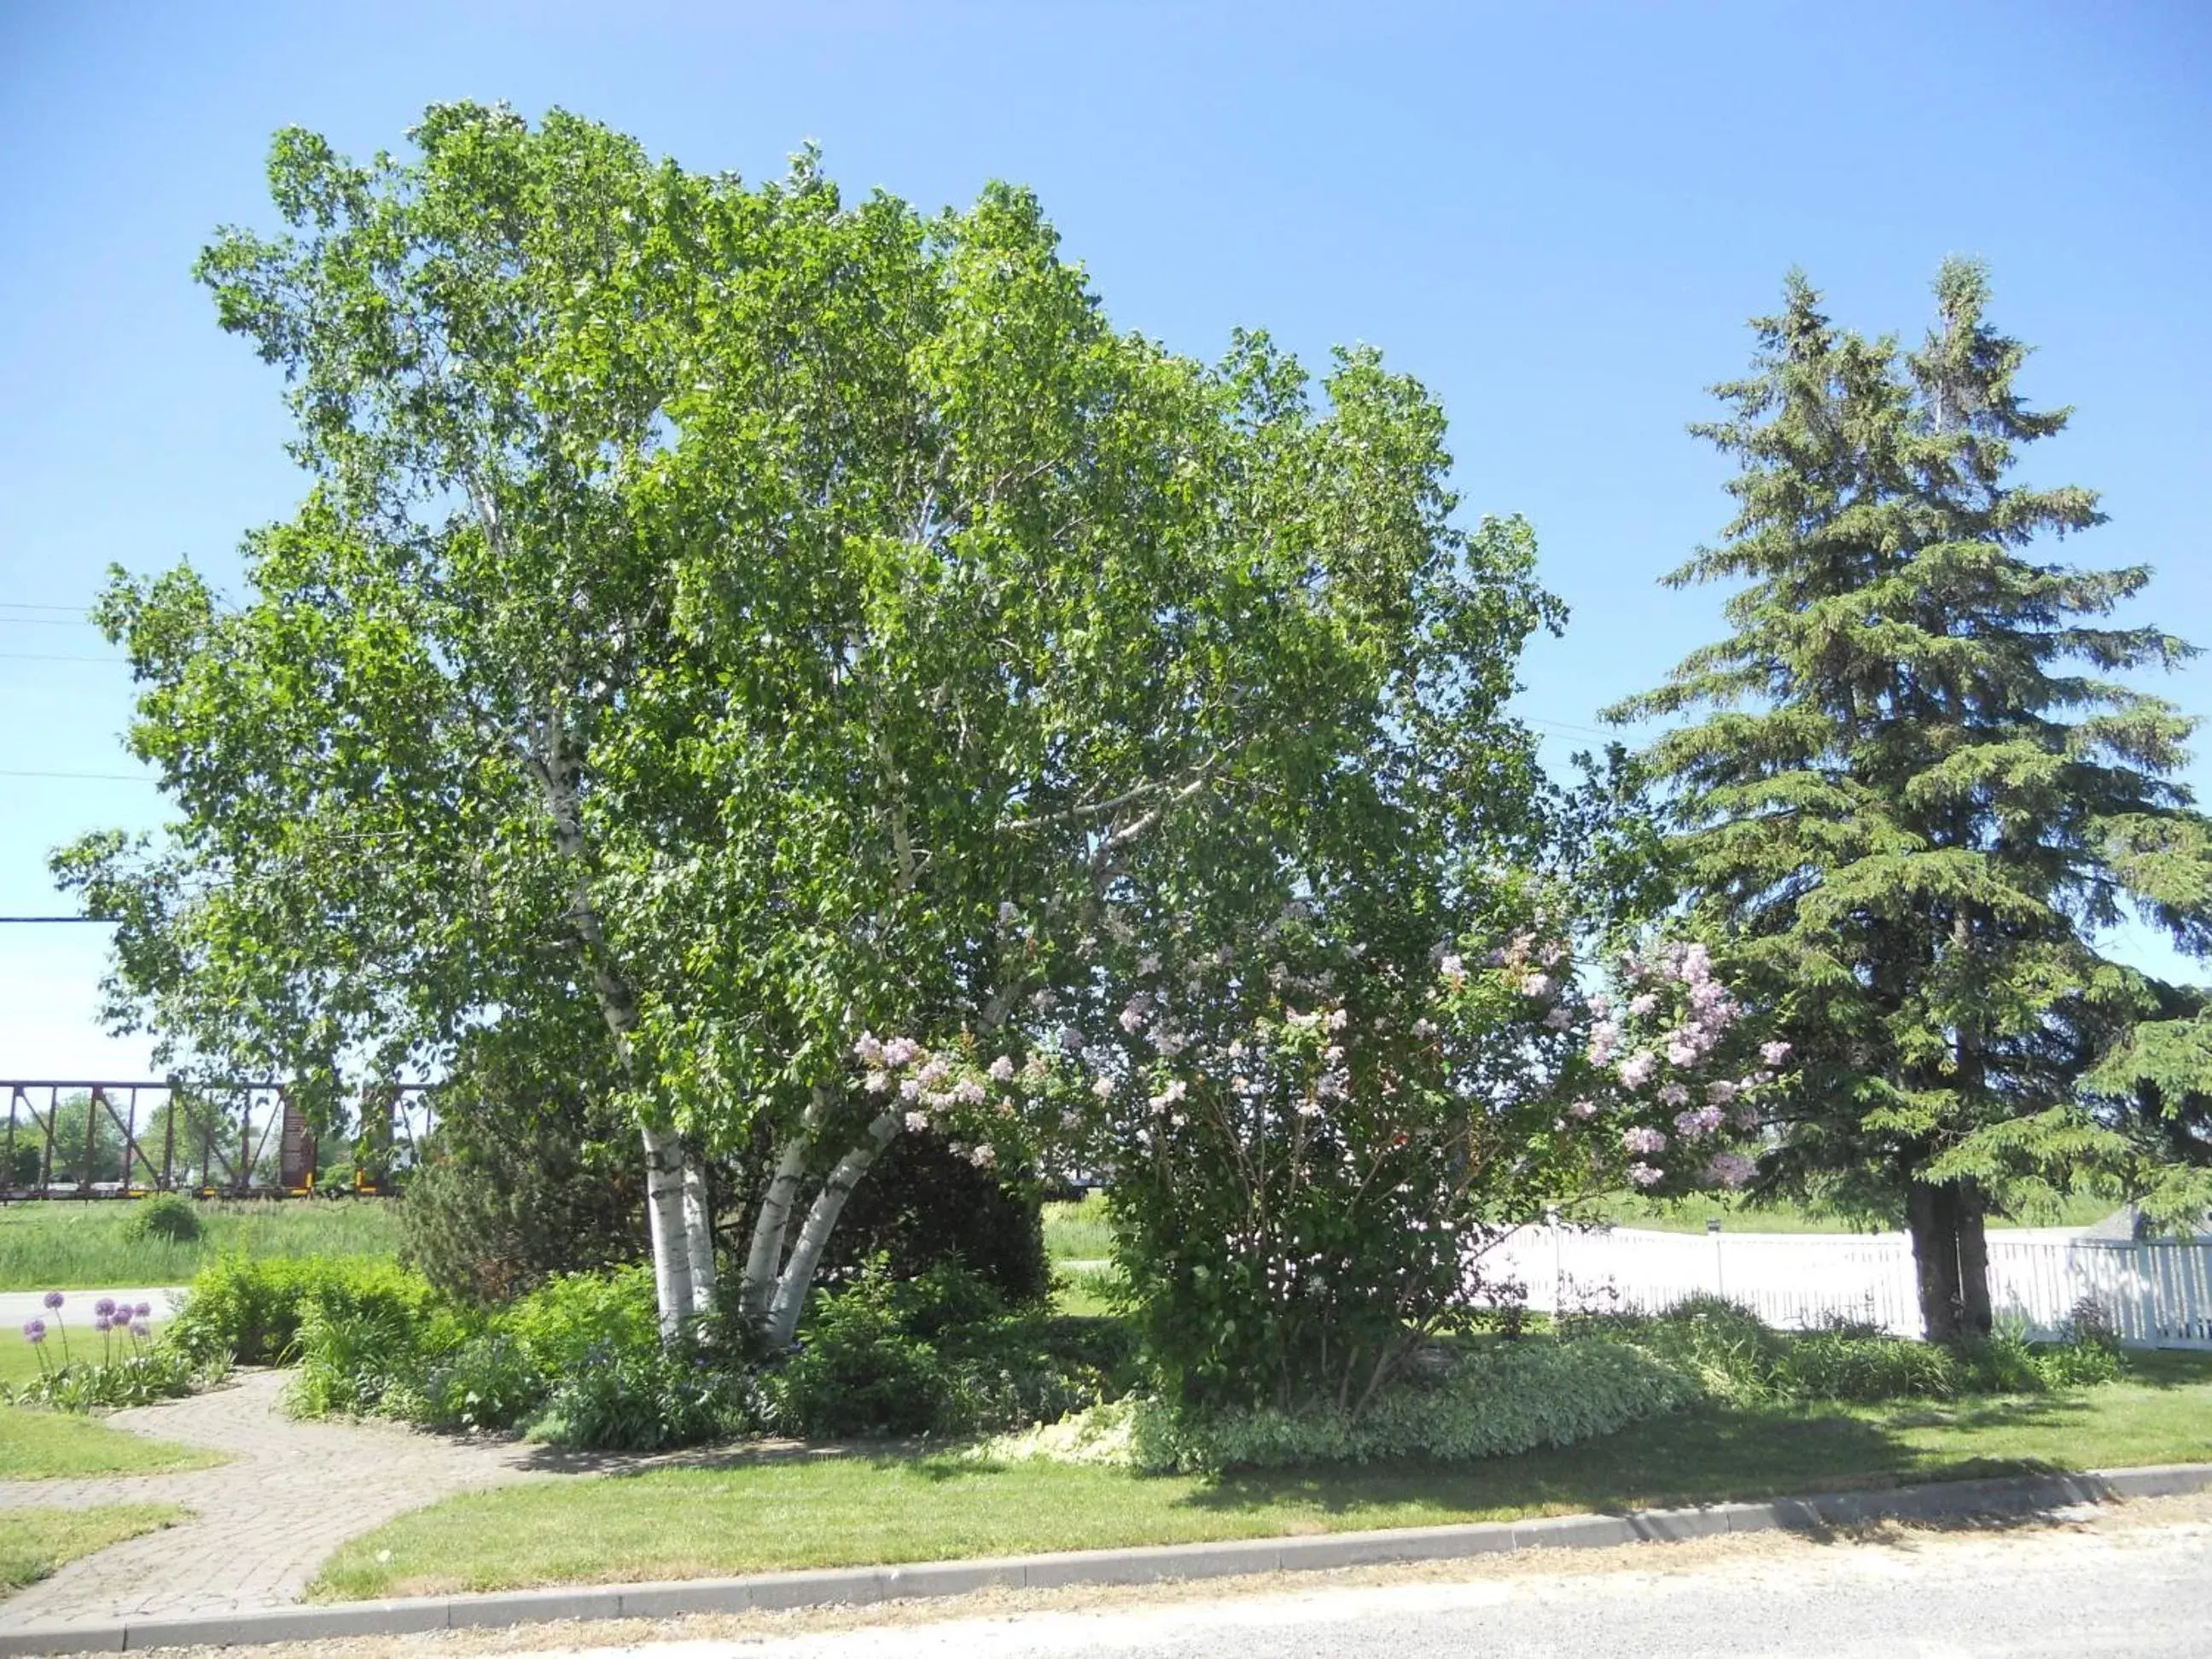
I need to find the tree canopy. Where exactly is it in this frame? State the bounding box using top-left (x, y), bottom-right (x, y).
top-left (1611, 262), bottom-right (2212, 1336)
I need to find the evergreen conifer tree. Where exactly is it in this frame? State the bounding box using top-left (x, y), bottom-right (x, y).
top-left (1613, 262), bottom-right (2212, 1338)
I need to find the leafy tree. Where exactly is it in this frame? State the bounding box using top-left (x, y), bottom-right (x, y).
top-left (1613, 262), bottom-right (2212, 1337)
top-left (55, 103), bottom-right (1580, 1341)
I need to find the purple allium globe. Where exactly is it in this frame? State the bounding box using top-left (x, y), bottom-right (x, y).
top-left (94, 1297), bottom-right (117, 1319)
top-left (41, 1290), bottom-right (63, 1310)
top-left (93, 1315), bottom-right (113, 1334)
top-left (130, 1319), bottom-right (152, 1340)
top-left (21, 1319), bottom-right (44, 1344)
top-left (136, 1301), bottom-right (153, 1319)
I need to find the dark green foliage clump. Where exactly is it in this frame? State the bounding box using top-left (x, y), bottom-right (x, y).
top-left (760, 1260), bottom-right (1138, 1440)
top-left (812, 1133), bottom-right (1050, 1307)
top-left (123, 1194), bottom-right (203, 1245)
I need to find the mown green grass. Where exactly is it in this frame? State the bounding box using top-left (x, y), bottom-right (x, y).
top-left (0, 1405), bottom-right (222, 1480)
top-left (312, 1351), bottom-right (2212, 1600)
top-left (0, 1504), bottom-right (190, 1592)
top-left (0, 1199), bottom-right (401, 1289)
top-left (1582, 1189), bottom-right (2121, 1236)
top-left (0, 1322), bottom-right (169, 1391)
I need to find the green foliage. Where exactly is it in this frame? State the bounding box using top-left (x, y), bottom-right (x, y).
top-left (124, 1194), bottom-right (202, 1245)
top-left (1611, 262), bottom-right (2212, 1338)
top-left (3, 1352), bottom-right (201, 1412)
top-left (1576, 1295), bottom-right (2126, 1406)
top-left (761, 1260), bottom-right (1138, 1441)
top-left (1131, 1336), bottom-right (1703, 1474)
top-left (399, 1121), bottom-right (645, 1306)
top-left (165, 1254), bottom-right (440, 1368)
top-left (815, 1133), bottom-right (1050, 1306)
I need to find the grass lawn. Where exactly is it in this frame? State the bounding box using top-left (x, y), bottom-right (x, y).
top-left (1041, 1194), bottom-right (1113, 1264)
top-left (1582, 1188), bottom-right (2121, 1236)
top-left (0, 1404), bottom-right (221, 1481)
top-left (0, 1505), bottom-right (190, 1592)
top-left (0, 1198), bottom-right (401, 1289)
top-left (312, 1351), bottom-right (2212, 1601)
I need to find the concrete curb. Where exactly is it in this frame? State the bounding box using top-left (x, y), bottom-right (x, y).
top-left (6, 1461), bottom-right (2209, 1655)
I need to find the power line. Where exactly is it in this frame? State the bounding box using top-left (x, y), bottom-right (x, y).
top-left (0, 917), bottom-right (109, 924)
top-left (0, 602), bottom-right (90, 614)
top-left (0, 653), bottom-right (124, 664)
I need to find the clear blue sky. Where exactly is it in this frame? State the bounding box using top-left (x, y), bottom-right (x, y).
top-left (2, 1), bottom-right (2206, 1078)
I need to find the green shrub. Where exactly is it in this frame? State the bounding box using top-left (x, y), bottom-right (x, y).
top-left (290, 1298), bottom-right (422, 1416)
top-left (1770, 1330), bottom-right (1963, 1401)
top-left (530, 1342), bottom-right (751, 1451)
top-left (504, 1264), bottom-right (661, 1372)
top-left (123, 1195), bottom-right (203, 1245)
top-left (813, 1132), bottom-right (1050, 1305)
top-left (166, 1254), bottom-right (442, 1368)
top-left (1132, 1336), bottom-right (1703, 1474)
top-left (761, 1260), bottom-right (1138, 1441)
top-left (401, 1332), bottom-right (550, 1433)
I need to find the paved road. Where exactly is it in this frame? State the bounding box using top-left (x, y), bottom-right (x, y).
top-left (0, 1288), bottom-right (183, 1326)
top-left (544, 1504), bottom-right (2212, 1659)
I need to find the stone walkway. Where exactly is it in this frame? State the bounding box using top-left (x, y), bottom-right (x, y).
top-left (0, 1368), bottom-right (580, 1628)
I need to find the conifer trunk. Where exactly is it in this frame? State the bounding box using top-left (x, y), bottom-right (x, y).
top-left (1907, 1179), bottom-right (1994, 1342)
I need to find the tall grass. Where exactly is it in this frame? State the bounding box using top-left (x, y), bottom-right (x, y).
top-left (0, 1199), bottom-right (402, 1289)
top-left (1042, 1192), bottom-right (1113, 1263)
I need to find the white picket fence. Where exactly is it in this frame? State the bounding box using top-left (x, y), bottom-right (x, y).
top-left (1475, 1225), bottom-right (2212, 1349)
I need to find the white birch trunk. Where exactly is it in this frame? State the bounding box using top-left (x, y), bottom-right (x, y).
top-left (681, 1157), bottom-right (718, 1310)
top-left (741, 1134), bottom-right (812, 1323)
top-left (763, 1111), bottom-right (899, 1348)
top-left (640, 1120), bottom-right (696, 1339)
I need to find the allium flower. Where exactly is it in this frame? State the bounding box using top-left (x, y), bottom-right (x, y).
top-left (953, 1078), bottom-right (988, 1105)
top-left (94, 1297), bottom-right (117, 1319)
top-left (1628, 1162), bottom-right (1664, 1189)
top-left (881, 1036), bottom-right (921, 1069)
top-left (41, 1291), bottom-right (63, 1311)
top-left (987, 1055), bottom-right (1017, 1084)
top-left (1617, 1051), bottom-right (1659, 1089)
top-left (1707, 1152), bottom-right (1757, 1190)
top-left (1621, 1126), bottom-right (1668, 1155)
top-left (904, 1111), bottom-right (930, 1134)
top-left (130, 1320), bottom-right (152, 1339)
top-left (93, 1315), bottom-right (112, 1334)
top-left (134, 1302), bottom-right (152, 1319)
top-left (853, 1032), bottom-right (886, 1066)
top-left (1761, 1039), bottom-right (1793, 1067)
top-left (969, 1144), bottom-right (997, 1169)
top-left (864, 1070), bottom-right (891, 1094)
top-left (21, 1319), bottom-right (44, 1344)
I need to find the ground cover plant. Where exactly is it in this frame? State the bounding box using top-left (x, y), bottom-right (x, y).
top-left (0, 1505), bottom-right (189, 1592)
top-left (308, 1346), bottom-right (2212, 1600)
top-left (0, 1198), bottom-right (400, 1290)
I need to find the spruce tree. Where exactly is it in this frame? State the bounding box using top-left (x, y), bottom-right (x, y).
top-left (1613, 261), bottom-right (2212, 1339)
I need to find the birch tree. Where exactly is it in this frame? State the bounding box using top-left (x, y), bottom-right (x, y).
top-left (58, 103), bottom-right (1569, 1339)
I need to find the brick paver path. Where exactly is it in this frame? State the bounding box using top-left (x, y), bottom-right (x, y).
top-left (0, 1368), bottom-right (568, 1627)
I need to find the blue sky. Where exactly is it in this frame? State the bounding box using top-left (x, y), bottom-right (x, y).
top-left (2, 1), bottom-right (2206, 1077)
